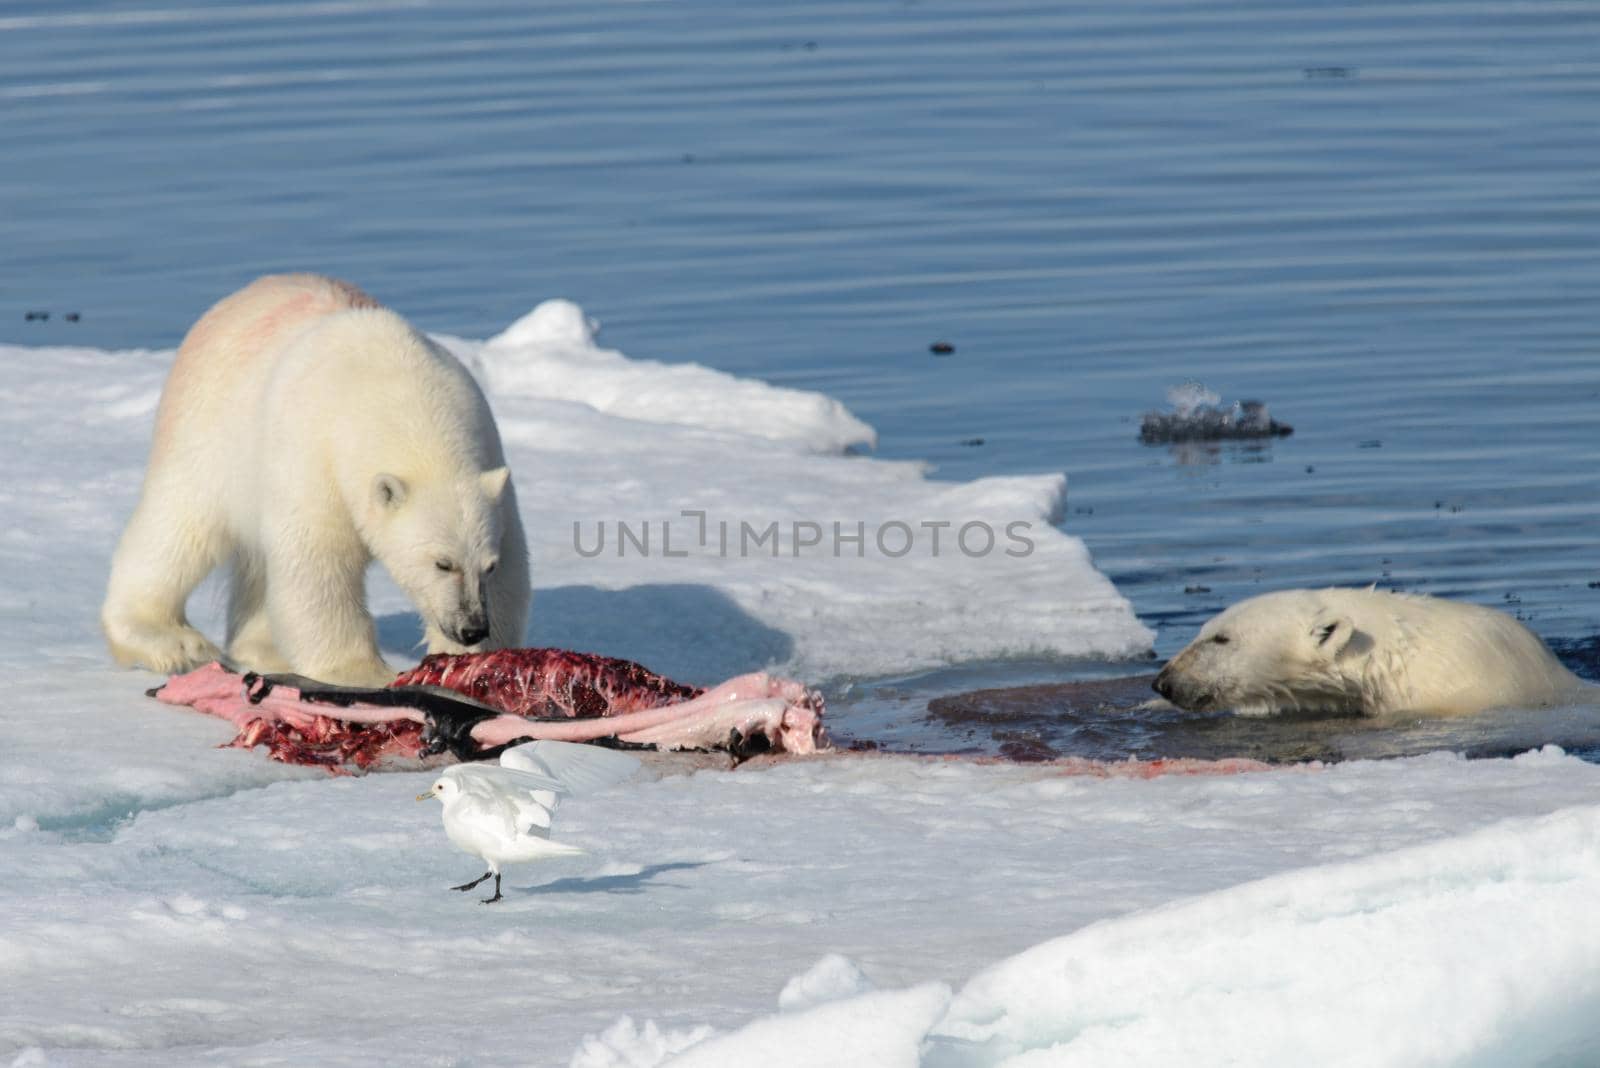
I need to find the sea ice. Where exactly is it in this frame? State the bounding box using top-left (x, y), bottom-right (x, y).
top-left (1, 302), bottom-right (1596, 1067)
top-left (575, 786), bottom-right (1600, 1067)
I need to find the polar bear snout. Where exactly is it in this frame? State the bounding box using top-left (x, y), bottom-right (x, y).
top-left (1153, 656), bottom-right (1218, 711)
top-left (452, 617), bottom-right (489, 647)
top-left (417, 581), bottom-right (498, 653)
top-left (434, 579), bottom-right (491, 647)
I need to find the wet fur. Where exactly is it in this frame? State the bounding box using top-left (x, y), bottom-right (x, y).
top-left (1156, 588), bottom-right (1592, 717)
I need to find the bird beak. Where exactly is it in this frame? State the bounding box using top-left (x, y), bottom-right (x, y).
top-left (415, 791), bottom-right (434, 801)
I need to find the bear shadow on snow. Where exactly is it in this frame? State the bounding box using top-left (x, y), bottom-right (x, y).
top-left (377, 582), bottom-right (795, 689)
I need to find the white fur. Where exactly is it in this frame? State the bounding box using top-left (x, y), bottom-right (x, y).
top-left (1155, 587), bottom-right (1592, 717)
top-left (101, 274), bottom-right (530, 686)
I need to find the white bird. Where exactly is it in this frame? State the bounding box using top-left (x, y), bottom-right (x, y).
top-left (416, 740), bottom-right (641, 903)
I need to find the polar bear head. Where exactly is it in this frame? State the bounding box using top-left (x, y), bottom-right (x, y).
top-left (367, 466), bottom-right (512, 649)
top-left (1153, 589), bottom-right (1367, 716)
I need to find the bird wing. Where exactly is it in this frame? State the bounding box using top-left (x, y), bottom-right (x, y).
top-left (445, 765), bottom-right (561, 841)
top-left (493, 768), bottom-right (561, 838)
top-left (461, 761), bottom-right (569, 796)
top-left (440, 743), bottom-right (638, 849)
top-left (443, 774), bottom-right (523, 844)
top-left (498, 740), bottom-right (642, 796)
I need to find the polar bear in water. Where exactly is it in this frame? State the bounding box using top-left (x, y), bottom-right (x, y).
top-left (1154, 587), bottom-right (1593, 717)
top-left (101, 274), bottom-right (530, 687)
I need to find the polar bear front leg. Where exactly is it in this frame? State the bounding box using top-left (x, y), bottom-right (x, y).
top-left (485, 487), bottom-right (531, 650)
top-left (224, 551), bottom-right (292, 675)
top-left (101, 491), bottom-right (227, 674)
top-left (265, 546), bottom-right (394, 687)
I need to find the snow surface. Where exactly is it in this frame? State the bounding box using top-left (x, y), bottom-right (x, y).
top-left (3, 301), bottom-right (1599, 1066)
top-left (438, 302), bottom-right (1152, 683)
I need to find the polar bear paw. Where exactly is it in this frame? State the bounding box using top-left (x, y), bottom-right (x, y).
top-left (104, 618), bottom-right (224, 677)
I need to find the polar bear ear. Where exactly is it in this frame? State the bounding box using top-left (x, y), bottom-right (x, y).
top-left (479, 466), bottom-right (510, 501)
top-left (372, 473), bottom-right (408, 510)
top-left (1310, 614), bottom-right (1356, 659)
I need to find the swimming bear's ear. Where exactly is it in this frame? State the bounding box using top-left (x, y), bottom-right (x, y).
top-left (1310, 614), bottom-right (1356, 659)
top-left (479, 466), bottom-right (510, 501)
top-left (373, 472), bottom-right (408, 510)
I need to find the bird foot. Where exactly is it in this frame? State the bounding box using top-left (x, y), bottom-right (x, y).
top-left (452, 870), bottom-right (493, 892)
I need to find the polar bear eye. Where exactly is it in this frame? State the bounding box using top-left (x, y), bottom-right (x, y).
top-left (1211, 634), bottom-right (1230, 645)
top-left (435, 559), bottom-right (456, 573)
top-left (484, 560), bottom-right (497, 575)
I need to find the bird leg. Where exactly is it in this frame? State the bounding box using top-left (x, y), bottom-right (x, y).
top-left (452, 870), bottom-right (493, 892)
top-left (480, 873), bottom-right (503, 905)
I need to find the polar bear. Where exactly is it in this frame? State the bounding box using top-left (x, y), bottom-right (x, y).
top-left (101, 274), bottom-right (530, 687)
top-left (1153, 587), bottom-right (1592, 717)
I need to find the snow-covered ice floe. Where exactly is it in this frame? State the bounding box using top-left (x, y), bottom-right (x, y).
top-left (0, 296), bottom-right (1145, 798)
top-left (7, 744), bottom-right (1600, 1065)
top-left (0, 296), bottom-right (1146, 817)
top-left (924, 803), bottom-right (1600, 1067)
top-left (5, 299), bottom-right (1151, 693)
top-left (577, 777), bottom-right (1600, 1067)
top-left (436, 300), bottom-right (1153, 683)
top-left (4, 300), bottom-right (1600, 1067)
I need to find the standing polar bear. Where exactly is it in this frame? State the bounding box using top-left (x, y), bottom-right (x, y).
top-left (102, 274), bottom-right (530, 687)
top-left (1154, 587), bottom-right (1592, 717)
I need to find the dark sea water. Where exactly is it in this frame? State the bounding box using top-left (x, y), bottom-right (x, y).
top-left (6, 0), bottom-right (1599, 753)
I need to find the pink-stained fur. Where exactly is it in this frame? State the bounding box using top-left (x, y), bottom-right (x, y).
top-left (152, 275), bottom-right (379, 460)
